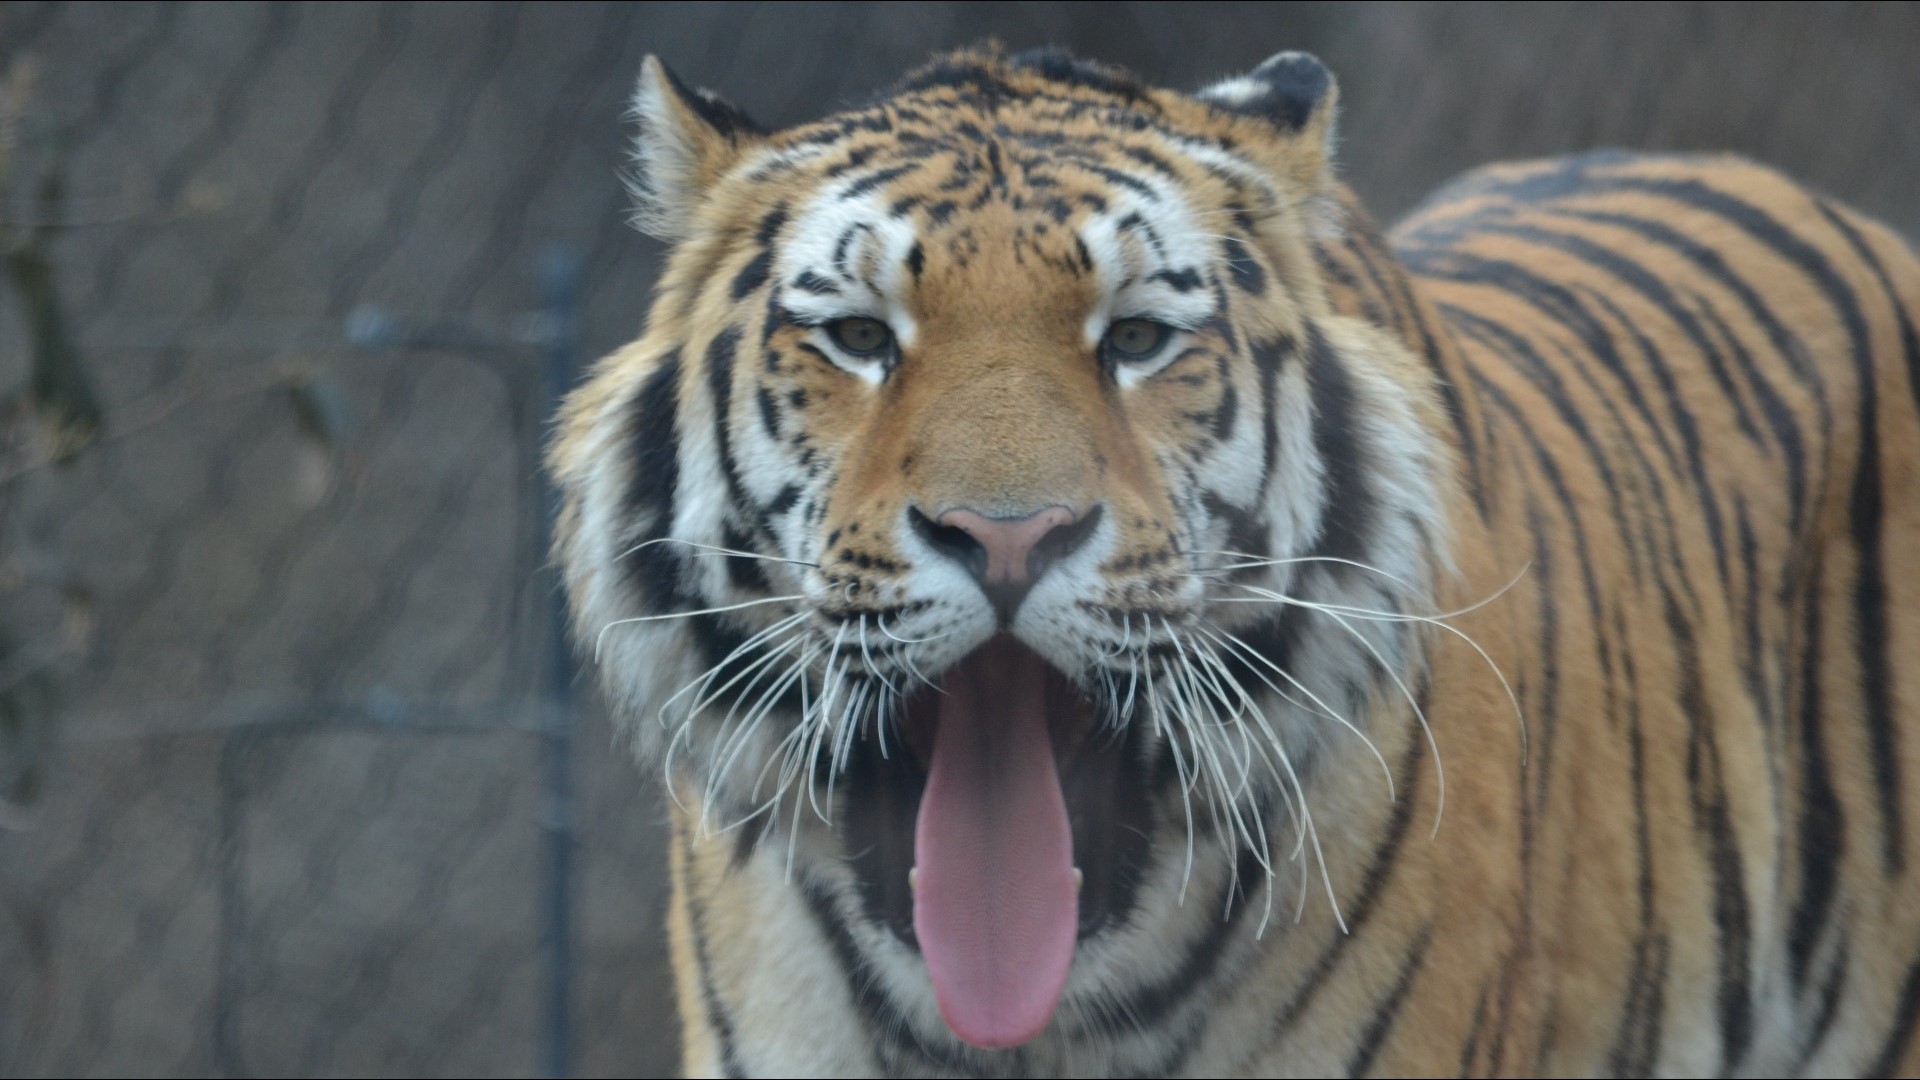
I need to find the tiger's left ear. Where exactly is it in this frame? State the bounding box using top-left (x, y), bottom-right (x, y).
top-left (1195, 51), bottom-right (1339, 195)
top-left (628, 56), bottom-right (766, 242)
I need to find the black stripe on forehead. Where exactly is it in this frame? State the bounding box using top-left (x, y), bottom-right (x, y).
top-left (1114, 211), bottom-right (1169, 258)
top-left (792, 271), bottom-right (840, 296)
top-left (1079, 163), bottom-right (1158, 199)
top-left (1149, 267), bottom-right (1204, 293)
top-left (831, 224), bottom-right (875, 276)
top-left (1121, 144), bottom-right (1183, 181)
top-left (840, 163), bottom-right (921, 200)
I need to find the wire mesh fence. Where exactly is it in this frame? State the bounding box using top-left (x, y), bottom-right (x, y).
top-left (0, 2), bottom-right (1915, 1076)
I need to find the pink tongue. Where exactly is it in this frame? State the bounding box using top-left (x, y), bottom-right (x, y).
top-left (913, 638), bottom-right (1078, 1050)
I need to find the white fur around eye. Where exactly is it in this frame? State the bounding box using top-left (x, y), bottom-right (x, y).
top-left (777, 183), bottom-right (923, 378)
top-left (1075, 169), bottom-right (1220, 387)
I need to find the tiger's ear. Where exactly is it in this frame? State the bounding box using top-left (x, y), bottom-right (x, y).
top-left (1195, 51), bottom-right (1339, 195)
top-left (629, 56), bottom-right (766, 241)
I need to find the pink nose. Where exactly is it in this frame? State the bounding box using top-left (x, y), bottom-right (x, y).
top-left (937, 506), bottom-right (1078, 586)
top-left (912, 504), bottom-right (1102, 624)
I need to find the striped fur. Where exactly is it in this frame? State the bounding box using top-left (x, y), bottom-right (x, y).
top-left (548, 46), bottom-right (1920, 1076)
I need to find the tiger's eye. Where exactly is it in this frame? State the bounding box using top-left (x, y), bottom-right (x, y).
top-left (1103, 318), bottom-right (1171, 361)
top-left (828, 317), bottom-right (894, 356)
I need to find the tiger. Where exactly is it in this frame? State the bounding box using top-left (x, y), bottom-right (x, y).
top-left (546, 43), bottom-right (1920, 1077)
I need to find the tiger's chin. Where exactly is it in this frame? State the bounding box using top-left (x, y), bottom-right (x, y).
top-left (837, 633), bottom-right (1156, 1050)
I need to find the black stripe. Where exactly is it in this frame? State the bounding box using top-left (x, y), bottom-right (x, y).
top-left (1869, 953), bottom-right (1920, 1077)
top-left (831, 224), bottom-right (871, 276)
top-left (1223, 234), bottom-right (1267, 295)
top-left (764, 484), bottom-right (801, 519)
top-left (1846, 384), bottom-right (1901, 876)
top-left (705, 328), bottom-right (752, 510)
top-left (797, 877), bottom-right (971, 1075)
top-left (1304, 321), bottom-right (1376, 564)
top-left (1467, 165), bottom-right (1905, 866)
top-left (1078, 162), bottom-right (1156, 198)
top-left (1608, 931), bottom-right (1669, 1076)
top-left (753, 204), bottom-right (789, 246)
top-left (1524, 505), bottom-right (1559, 815)
top-left (1441, 304), bottom-right (1641, 572)
top-left (1409, 250), bottom-right (1703, 581)
top-left (1250, 334), bottom-right (1292, 495)
top-left (1663, 585), bottom-right (1753, 1071)
top-left (1316, 240), bottom-right (1393, 328)
top-left (1085, 840), bottom-right (1265, 1046)
top-left (1457, 290), bottom-right (1706, 651)
top-left (1458, 983), bottom-right (1491, 1077)
top-left (1788, 584), bottom-right (1845, 989)
top-left (730, 249), bottom-right (771, 299)
top-left (791, 270), bottom-right (839, 296)
top-left (720, 521), bottom-right (772, 595)
top-left (1574, 279), bottom-right (1736, 592)
top-left (1342, 225), bottom-right (1414, 342)
top-left (1609, 596), bottom-right (1667, 1075)
top-left (1813, 200), bottom-right (1918, 875)
top-left (1149, 266), bottom-right (1204, 292)
top-left (728, 813), bottom-right (770, 871)
top-left (839, 162), bottom-right (919, 199)
top-left (1816, 199), bottom-right (1920, 422)
top-left (1792, 940), bottom-right (1848, 1071)
top-left (1543, 205), bottom-right (1818, 541)
top-left (681, 827), bottom-right (746, 1077)
top-left (1265, 719), bottom-right (1426, 1045)
top-left (821, 144), bottom-right (879, 179)
top-left (624, 353), bottom-right (686, 609)
top-left (1432, 215), bottom-right (1764, 449)
top-left (1362, 233), bottom-right (1488, 508)
top-left (1203, 491), bottom-right (1268, 566)
top-left (1456, 334), bottom-right (1612, 650)
top-left (753, 383), bottom-right (782, 442)
top-left (1471, 366), bottom-right (1649, 846)
top-left (1345, 925), bottom-right (1433, 1077)
top-left (1731, 497), bottom-right (1765, 702)
top-left (1207, 351), bottom-right (1239, 440)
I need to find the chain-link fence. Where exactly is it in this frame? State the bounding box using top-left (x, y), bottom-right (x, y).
top-left (0, 3), bottom-right (1914, 1076)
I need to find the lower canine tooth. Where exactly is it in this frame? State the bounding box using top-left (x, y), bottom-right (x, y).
top-left (1073, 867), bottom-right (1083, 891)
top-left (909, 867), bottom-right (919, 893)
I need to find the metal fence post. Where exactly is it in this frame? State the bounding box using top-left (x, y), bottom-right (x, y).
top-left (535, 246), bottom-right (584, 1080)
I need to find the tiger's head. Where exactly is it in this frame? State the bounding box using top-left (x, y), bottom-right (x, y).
top-left (551, 46), bottom-right (1456, 1051)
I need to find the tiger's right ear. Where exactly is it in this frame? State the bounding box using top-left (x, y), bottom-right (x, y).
top-left (628, 56), bottom-right (766, 241)
top-left (1193, 51), bottom-right (1338, 197)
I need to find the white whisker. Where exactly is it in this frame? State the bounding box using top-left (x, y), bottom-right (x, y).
top-left (1189, 550), bottom-right (1420, 591)
top-left (595, 594), bottom-right (804, 662)
top-left (617, 535), bottom-right (821, 569)
top-left (1200, 622), bottom-right (1396, 802)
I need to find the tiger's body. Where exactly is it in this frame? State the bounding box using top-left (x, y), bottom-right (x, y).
top-left (549, 47), bottom-right (1920, 1076)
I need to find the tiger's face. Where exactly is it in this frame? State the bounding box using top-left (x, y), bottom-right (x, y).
top-left (552, 47), bottom-right (1453, 1052)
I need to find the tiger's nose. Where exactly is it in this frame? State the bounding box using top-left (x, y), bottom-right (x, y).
top-left (910, 504), bottom-right (1104, 624)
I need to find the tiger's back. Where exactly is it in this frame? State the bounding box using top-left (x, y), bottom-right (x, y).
top-left (1326, 150), bottom-right (1920, 1074)
top-left (548, 47), bottom-right (1920, 1076)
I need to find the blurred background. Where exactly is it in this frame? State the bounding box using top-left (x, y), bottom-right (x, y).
top-left (0, 2), bottom-right (1913, 1076)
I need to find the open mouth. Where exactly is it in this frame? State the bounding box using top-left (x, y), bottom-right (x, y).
top-left (840, 635), bottom-right (1154, 1049)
